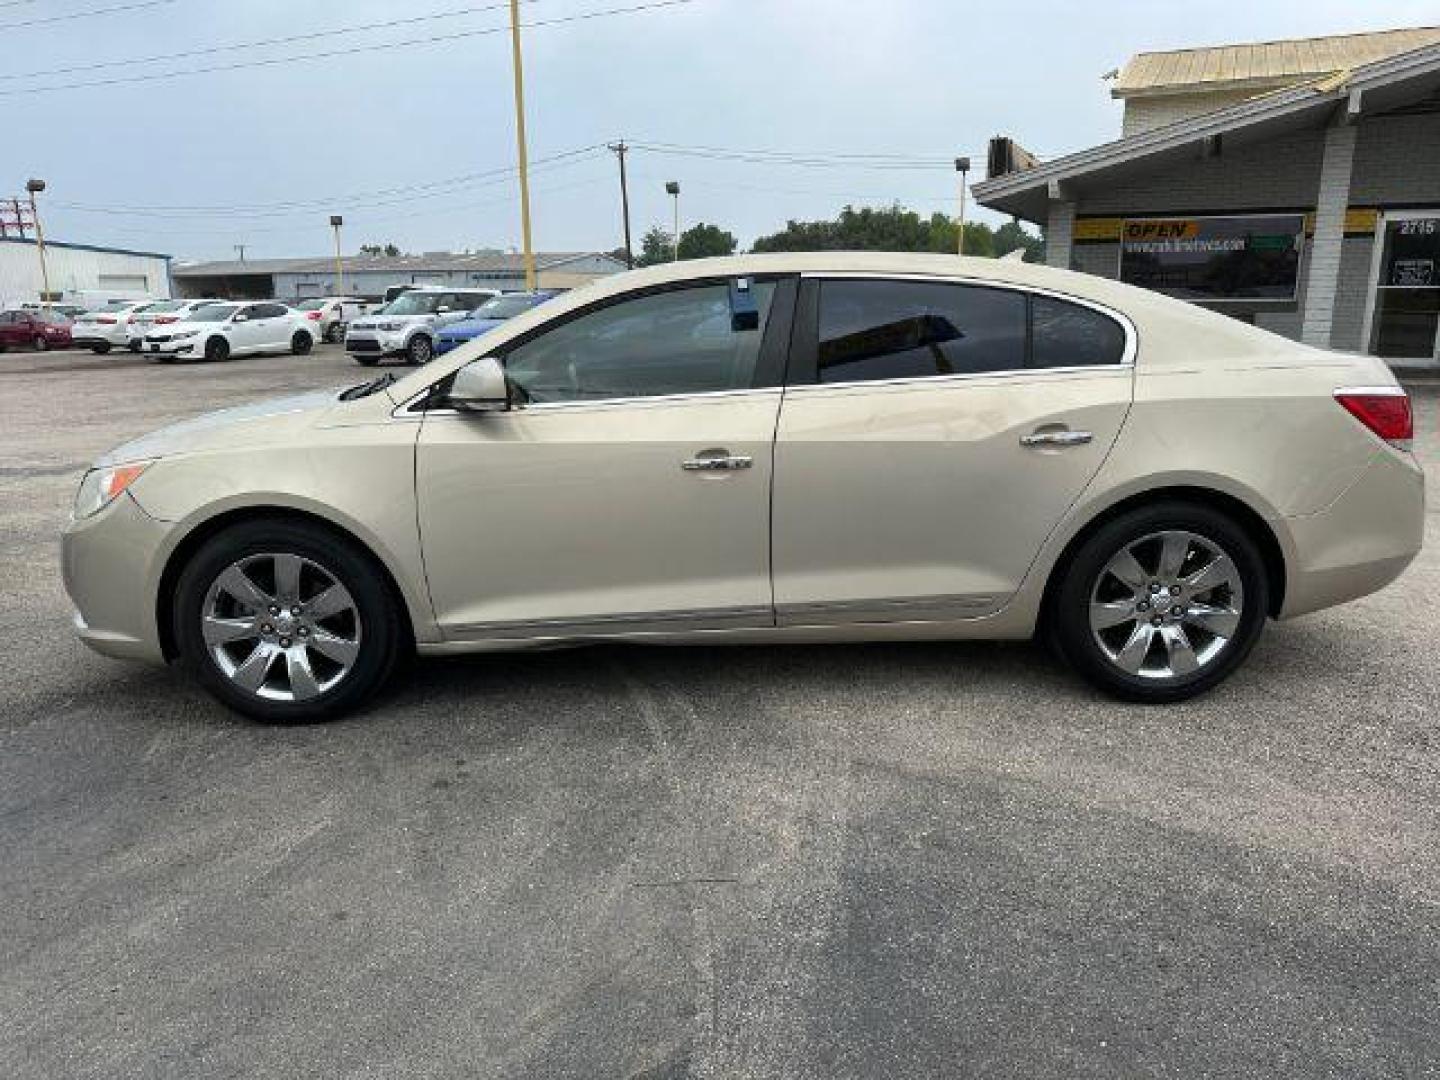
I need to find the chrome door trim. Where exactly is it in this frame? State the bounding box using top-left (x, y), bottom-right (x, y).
top-left (776, 593), bottom-right (1001, 627)
top-left (446, 604), bottom-right (774, 641)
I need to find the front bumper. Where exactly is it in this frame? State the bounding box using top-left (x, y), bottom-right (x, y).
top-left (142, 335), bottom-right (199, 356)
top-left (61, 491), bottom-right (172, 663)
top-left (346, 331), bottom-right (408, 357)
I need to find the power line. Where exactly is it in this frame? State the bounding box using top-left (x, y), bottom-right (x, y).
top-left (0, 0), bottom-right (179, 31)
top-left (0, 0), bottom-right (538, 82)
top-left (626, 140), bottom-right (960, 171)
top-left (1, 0), bottom-right (702, 95)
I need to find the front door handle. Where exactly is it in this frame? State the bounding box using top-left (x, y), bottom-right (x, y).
top-left (1020, 429), bottom-right (1093, 448)
top-left (682, 454), bottom-right (753, 472)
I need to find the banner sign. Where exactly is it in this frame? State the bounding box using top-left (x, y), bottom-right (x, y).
top-left (1119, 214), bottom-right (1304, 302)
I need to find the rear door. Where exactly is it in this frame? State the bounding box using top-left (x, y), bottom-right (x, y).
top-left (771, 275), bottom-right (1135, 625)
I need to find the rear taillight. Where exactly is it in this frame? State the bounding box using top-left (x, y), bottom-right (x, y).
top-left (1335, 387), bottom-right (1413, 450)
top-left (96, 316), bottom-right (117, 324)
top-left (307, 310), bottom-right (322, 319)
top-left (155, 315), bottom-right (178, 324)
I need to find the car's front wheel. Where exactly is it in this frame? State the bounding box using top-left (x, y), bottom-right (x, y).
top-left (291, 330), bottom-right (312, 355)
top-left (1050, 502), bottom-right (1269, 703)
top-left (203, 336), bottom-right (229, 363)
top-left (406, 335), bottom-right (433, 365)
top-left (174, 520), bottom-right (403, 722)
top-left (92, 342), bottom-right (112, 355)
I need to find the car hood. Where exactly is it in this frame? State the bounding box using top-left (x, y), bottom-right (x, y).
top-left (437, 317), bottom-right (505, 338)
top-left (95, 388), bottom-right (343, 466)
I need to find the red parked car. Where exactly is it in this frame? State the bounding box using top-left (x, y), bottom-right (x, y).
top-left (0, 308), bottom-right (73, 352)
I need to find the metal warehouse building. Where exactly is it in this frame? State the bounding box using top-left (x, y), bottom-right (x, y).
top-left (172, 250), bottom-right (627, 302)
top-left (975, 26), bottom-right (1440, 365)
top-left (0, 236), bottom-right (171, 307)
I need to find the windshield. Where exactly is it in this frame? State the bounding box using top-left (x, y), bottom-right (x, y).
top-left (380, 293), bottom-right (449, 316)
top-left (474, 294), bottom-right (544, 320)
top-left (187, 304), bottom-right (238, 322)
top-left (294, 299), bottom-right (327, 311)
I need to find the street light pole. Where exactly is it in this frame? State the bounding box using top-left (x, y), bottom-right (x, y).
top-left (665, 180), bottom-right (680, 262)
top-left (330, 215), bottom-right (345, 296)
top-left (26, 179), bottom-right (51, 311)
top-left (954, 157), bottom-right (970, 257)
top-left (508, 0), bottom-right (537, 291)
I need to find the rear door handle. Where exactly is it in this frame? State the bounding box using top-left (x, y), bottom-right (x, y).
top-left (682, 454), bottom-right (753, 472)
top-left (1020, 429), bottom-right (1093, 448)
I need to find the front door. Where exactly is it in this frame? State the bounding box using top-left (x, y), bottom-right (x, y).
top-left (1367, 212), bottom-right (1440, 361)
top-left (415, 277), bottom-right (793, 639)
top-left (772, 276), bottom-right (1134, 624)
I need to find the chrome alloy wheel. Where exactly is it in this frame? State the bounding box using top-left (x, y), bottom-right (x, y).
top-left (201, 553), bottom-right (362, 702)
top-left (1088, 530), bottom-right (1245, 681)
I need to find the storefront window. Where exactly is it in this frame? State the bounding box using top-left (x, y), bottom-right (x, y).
top-left (1371, 215), bottom-right (1440, 359)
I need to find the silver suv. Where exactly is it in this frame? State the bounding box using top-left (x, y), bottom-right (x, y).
top-left (344, 287), bottom-right (497, 366)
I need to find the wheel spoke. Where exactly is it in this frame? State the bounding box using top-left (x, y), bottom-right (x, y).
top-left (286, 648), bottom-right (322, 701)
top-left (231, 642), bottom-right (279, 693)
top-left (1090, 599), bottom-right (1137, 631)
top-left (1113, 623), bottom-right (1155, 674)
top-left (1107, 548), bottom-right (1149, 592)
top-left (217, 565), bottom-right (272, 611)
top-left (309, 629), bottom-right (359, 666)
top-left (1183, 602), bottom-right (1240, 639)
top-left (306, 583), bottom-right (354, 621)
top-left (203, 615), bottom-right (257, 646)
top-left (1156, 532), bottom-right (1191, 581)
top-left (1184, 554), bottom-right (1238, 595)
top-left (1159, 625), bottom-right (1199, 675)
top-left (273, 554), bottom-right (304, 604)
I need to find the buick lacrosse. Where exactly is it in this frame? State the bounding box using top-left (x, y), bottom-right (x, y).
top-left (62, 254), bottom-right (1423, 721)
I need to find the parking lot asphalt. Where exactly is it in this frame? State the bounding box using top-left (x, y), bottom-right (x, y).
top-left (1, 344), bottom-right (1436, 1079)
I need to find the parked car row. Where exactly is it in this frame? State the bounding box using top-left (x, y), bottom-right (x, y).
top-left (347, 287), bottom-right (559, 365)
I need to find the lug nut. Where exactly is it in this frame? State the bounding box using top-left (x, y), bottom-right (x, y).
top-left (268, 604), bottom-right (280, 616)
top-left (298, 626), bottom-right (309, 637)
top-left (1170, 586), bottom-right (1181, 596)
top-left (261, 623), bottom-right (273, 635)
top-left (1149, 582), bottom-right (1161, 594)
top-left (279, 636), bottom-right (292, 648)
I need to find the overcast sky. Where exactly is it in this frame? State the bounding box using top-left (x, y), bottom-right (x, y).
top-left (8, 0), bottom-right (1437, 260)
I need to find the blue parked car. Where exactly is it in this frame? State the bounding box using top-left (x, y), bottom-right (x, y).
top-left (433, 290), bottom-right (560, 356)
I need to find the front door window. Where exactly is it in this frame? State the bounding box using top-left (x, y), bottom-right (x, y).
top-left (1371, 215), bottom-right (1440, 360)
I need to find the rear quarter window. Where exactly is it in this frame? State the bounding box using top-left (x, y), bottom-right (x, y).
top-left (1030, 295), bottom-right (1128, 368)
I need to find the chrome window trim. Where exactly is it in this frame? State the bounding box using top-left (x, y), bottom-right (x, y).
top-left (392, 384), bottom-right (783, 420)
top-left (800, 270), bottom-right (1139, 372)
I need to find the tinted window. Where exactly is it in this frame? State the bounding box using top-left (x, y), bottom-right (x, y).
top-left (505, 281), bottom-right (776, 404)
top-left (1030, 295), bottom-right (1127, 368)
top-left (817, 280), bottom-right (1025, 383)
top-left (252, 303), bottom-right (287, 318)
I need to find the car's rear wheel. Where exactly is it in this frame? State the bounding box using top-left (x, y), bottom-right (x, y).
top-left (291, 331), bottom-right (312, 355)
top-left (406, 335), bottom-right (432, 365)
top-left (174, 520), bottom-right (403, 723)
top-left (324, 323), bottom-right (342, 343)
top-left (204, 336), bottom-right (229, 363)
top-left (1050, 502), bottom-right (1269, 703)
top-left (127, 339), bottom-right (141, 353)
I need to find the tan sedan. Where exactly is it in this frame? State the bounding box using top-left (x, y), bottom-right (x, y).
top-left (62, 254), bottom-right (1423, 722)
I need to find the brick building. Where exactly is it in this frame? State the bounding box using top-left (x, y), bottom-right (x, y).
top-left (974, 27), bottom-right (1440, 364)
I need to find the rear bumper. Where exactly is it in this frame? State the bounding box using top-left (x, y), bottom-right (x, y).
top-left (1280, 448), bottom-right (1425, 618)
top-left (61, 492), bottom-right (171, 663)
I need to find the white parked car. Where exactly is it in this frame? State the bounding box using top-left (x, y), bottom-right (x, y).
top-left (125, 298), bottom-right (225, 351)
top-left (69, 300), bottom-right (155, 354)
top-left (141, 301), bottom-right (316, 362)
top-left (62, 253), bottom-right (1422, 722)
top-left (291, 296), bottom-right (367, 343)
top-left (345, 287), bottom-right (498, 366)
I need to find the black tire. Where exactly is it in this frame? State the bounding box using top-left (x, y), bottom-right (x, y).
top-left (406, 334), bottom-right (433, 366)
top-left (203, 336), bottom-right (230, 363)
top-left (291, 330), bottom-right (313, 355)
top-left (324, 323), bottom-right (342, 344)
top-left (173, 519), bottom-right (404, 723)
top-left (1049, 501), bottom-right (1269, 703)
top-left (353, 354), bottom-right (379, 367)
top-left (127, 339), bottom-right (141, 353)
top-left (92, 342), bottom-right (112, 355)
top-left (33, 335), bottom-right (48, 352)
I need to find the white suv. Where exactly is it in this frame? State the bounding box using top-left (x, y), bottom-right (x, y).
top-left (344, 287), bottom-right (496, 366)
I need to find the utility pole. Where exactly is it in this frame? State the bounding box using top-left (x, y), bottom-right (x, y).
top-left (954, 157), bottom-right (971, 257)
top-left (26, 179), bottom-right (51, 311)
top-left (329, 215), bottom-right (345, 295)
top-left (665, 180), bottom-right (680, 262)
top-left (234, 243), bottom-right (246, 262)
top-left (608, 140), bottom-right (634, 269)
top-left (508, 0), bottom-right (536, 291)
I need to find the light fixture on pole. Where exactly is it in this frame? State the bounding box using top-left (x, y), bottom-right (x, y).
top-left (329, 215), bottom-right (345, 296)
top-left (665, 180), bottom-right (680, 262)
top-left (508, 0), bottom-right (537, 291)
top-left (26, 178), bottom-right (52, 310)
top-left (954, 157), bottom-right (970, 257)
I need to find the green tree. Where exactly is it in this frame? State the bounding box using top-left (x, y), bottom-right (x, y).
top-left (751, 203), bottom-right (1027, 258)
top-left (635, 225), bottom-right (675, 267)
top-left (358, 242), bottom-right (403, 257)
top-left (677, 222), bottom-right (738, 260)
top-left (994, 219), bottom-right (1045, 262)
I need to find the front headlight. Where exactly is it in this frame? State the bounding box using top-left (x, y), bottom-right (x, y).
top-left (74, 460), bottom-right (153, 519)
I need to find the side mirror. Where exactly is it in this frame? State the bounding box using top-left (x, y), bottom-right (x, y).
top-left (448, 356), bottom-right (510, 412)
